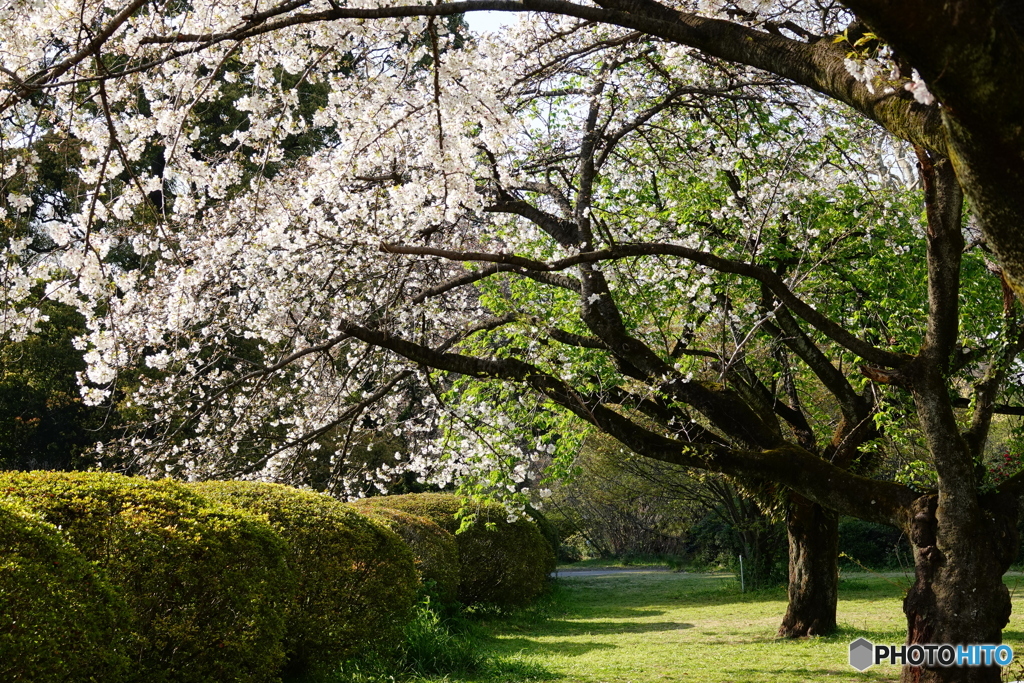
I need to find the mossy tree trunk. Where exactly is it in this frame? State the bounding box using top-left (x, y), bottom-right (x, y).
top-left (900, 494), bottom-right (1018, 683)
top-left (778, 495), bottom-right (838, 637)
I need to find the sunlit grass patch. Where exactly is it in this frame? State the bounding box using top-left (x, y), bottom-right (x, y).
top-left (332, 570), bottom-right (1024, 683)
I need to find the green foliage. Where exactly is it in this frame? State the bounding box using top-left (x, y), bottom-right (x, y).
top-left (894, 459), bottom-right (938, 494)
top-left (356, 492), bottom-right (555, 609)
top-left (546, 438), bottom-right (699, 560)
top-left (0, 499), bottom-right (130, 683)
top-left (544, 435), bottom-right (787, 589)
top-left (354, 505), bottom-right (460, 603)
top-left (329, 592), bottom-right (516, 683)
top-left (393, 595), bottom-right (483, 675)
top-left (525, 505), bottom-right (561, 559)
top-left (0, 471), bottom-right (290, 683)
top-left (685, 507), bottom-right (786, 588)
top-left (837, 517), bottom-right (910, 570)
top-left (191, 481), bottom-right (418, 679)
top-left (0, 301), bottom-right (114, 471)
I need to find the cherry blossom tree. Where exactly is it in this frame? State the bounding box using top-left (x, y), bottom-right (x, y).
top-left (2, 2), bottom-right (1024, 682)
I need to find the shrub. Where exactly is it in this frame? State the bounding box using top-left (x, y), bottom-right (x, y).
top-left (356, 493), bottom-right (555, 609)
top-left (191, 481), bottom-right (418, 679)
top-left (0, 499), bottom-right (130, 683)
top-left (525, 505), bottom-right (561, 560)
top-left (0, 471), bottom-right (290, 683)
top-left (356, 506), bottom-right (460, 602)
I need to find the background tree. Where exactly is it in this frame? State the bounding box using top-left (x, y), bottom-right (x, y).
top-left (550, 435), bottom-right (787, 589)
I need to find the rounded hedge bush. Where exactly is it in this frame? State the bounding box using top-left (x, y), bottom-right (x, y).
top-left (356, 505), bottom-right (460, 602)
top-left (191, 481), bottom-right (419, 678)
top-left (0, 499), bottom-right (130, 683)
top-left (355, 493), bottom-right (555, 609)
top-left (0, 471), bottom-right (291, 683)
top-left (526, 505), bottom-right (561, 560)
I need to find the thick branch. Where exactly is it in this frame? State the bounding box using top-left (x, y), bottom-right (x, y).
top-left (486, 195), bottom-right (579, 246)
top-left (917, 149), bottom-right (964, 367)
top-left (411, 264), bottom-right (580, 304)
top-left (763, 301), bottom-right (869, 424)
top-left (906, 357), bottom-right (979, 531)
top-left (337, 317), bottom-right (916, 525)
top-left (952, 398), bottom-right (1024, 418)
top-left (383, 241), bottom-right (906, 366)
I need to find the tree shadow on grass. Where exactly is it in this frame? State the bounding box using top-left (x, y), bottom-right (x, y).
top-left (494, 619), bottom-right (694, 638)
top-left (480, 654), bottom-right (563, 681)
top-left (725, 666), bottom-right (897, 681)
top-left (489, 637), bottom-right (618, 658)
top-left (499, 605), bottom-right (671, 621)
top-left (555, 573), bottom-right (908, 617)
top-left (481, 619), bottom-right (695, 668)
top-left (554, 575), bottom-right (788, 613)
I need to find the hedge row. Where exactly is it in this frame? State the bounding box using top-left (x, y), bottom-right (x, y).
top-left (356, 505), bottom-right (461, 603)
top-left (0, 473), bottom-right (417, 682)
top-left (192, 481), bottom-right (418, 679)
top-left (0, 475), bottom-right (555, 682)
top-left (0, 499), bottom-right (129, 683)
top-left (354, 492), bottom-right (556, 609)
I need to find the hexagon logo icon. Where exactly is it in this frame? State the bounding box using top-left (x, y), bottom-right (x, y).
top-left (849, 637), bottom-right (874, 671)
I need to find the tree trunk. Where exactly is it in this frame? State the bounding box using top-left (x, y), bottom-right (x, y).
top-left (778, 493), bottom-right (838, 637)
top-left (900, 494), bottom-right (1019, 683)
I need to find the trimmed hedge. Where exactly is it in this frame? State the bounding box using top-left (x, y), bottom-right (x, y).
top-left (0, 471), bottom-right (290, 683)
top-left (355, 493), bottom-right (555, 609)
top-left (357, 506), bottom-right (460, 602)
top-left (191, 481), bottom-right (419, 678)
top-left (526, 505), bottom-right (560, 560)
top-left (0, 499), bottom-right (129, 683)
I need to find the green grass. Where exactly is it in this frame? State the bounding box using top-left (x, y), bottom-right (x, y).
top-left (556, 557), bottom-right (679, 571)
top-left (334, 570), bottom-right (1024, 683)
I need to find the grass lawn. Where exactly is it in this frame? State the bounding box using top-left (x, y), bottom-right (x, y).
top-left (411, 570), bottom-right (1024, 683)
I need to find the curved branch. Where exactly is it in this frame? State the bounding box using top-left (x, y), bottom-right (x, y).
top-left (124, 0), bottom-right (947, 156)
top-left (382, 240), bottom-right (907, 366)
top-left (336, 316), bottom-right (917, 526)
top-left (412, 263), bottom-right (581, 303)
top-left (485, 196), bottom-right (579, 246)
top-left (541, 324), bottom-right (608, 349)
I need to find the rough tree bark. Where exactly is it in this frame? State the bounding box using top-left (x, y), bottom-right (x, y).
top-left (778, 494), bottom-right (839, 638)
top-left (902, 493), bottom-right (1019, 683)
top-left (886, 151), bottom-right (1018, 683)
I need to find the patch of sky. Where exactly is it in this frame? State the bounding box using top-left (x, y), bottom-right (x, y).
top-left (465, 10), bottom-right (517, 34)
